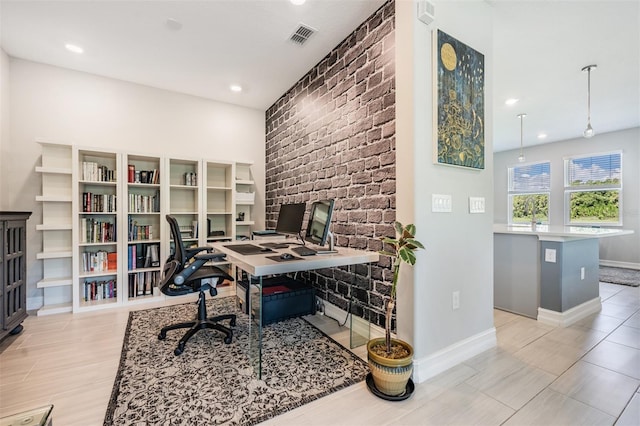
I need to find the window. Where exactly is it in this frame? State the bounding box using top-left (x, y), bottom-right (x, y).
top-left (565, 151), bottom-right (622, 225)
top-left (508, 162), bottom-right (550, 225)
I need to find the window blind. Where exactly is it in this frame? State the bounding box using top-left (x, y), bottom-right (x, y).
top-left (509, 162), bottom-right (551, 192)
top-left (567, 153), bottom-right (621, 187)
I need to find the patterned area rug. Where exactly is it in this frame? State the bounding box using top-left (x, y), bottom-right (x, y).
top-left (600, 266), bottom-right (640, 287)
top-left (104, 297), bottom-right (368, 425)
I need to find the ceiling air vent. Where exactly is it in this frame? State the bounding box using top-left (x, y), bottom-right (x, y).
top-left (289, 23), bottom-right (316, 45)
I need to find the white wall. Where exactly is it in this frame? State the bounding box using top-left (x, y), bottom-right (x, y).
top-left (494, 127), bottom-right (640, 268)
top-left (5, 58), bottom-right (266, 304)
top-left (0, 48), bottom-right (9, 206)
top-left (396, 0), bottom-right (496, 381)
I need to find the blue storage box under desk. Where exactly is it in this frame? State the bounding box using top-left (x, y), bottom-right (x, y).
top-left (236, 276), bottom-right (316, 325)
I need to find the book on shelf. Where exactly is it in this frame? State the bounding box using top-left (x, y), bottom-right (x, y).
top-left (84, 279), bottom-right (117, 301)
top-left (128, 270), bottom-right (159, 298)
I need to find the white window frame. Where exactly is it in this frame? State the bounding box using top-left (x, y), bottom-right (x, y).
top-left (564, 151), bottom-right (623, 226)
top-left (508, 161), bottom-right (551, 225)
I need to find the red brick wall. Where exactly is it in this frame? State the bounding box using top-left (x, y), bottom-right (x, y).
top-left (265, 1), bottom-right (395, 328)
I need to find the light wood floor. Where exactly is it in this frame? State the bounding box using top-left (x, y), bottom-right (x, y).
top-left (1, 282), bottom-right (638, 425)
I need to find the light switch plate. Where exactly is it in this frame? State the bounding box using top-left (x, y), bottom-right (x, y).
top-left (469, 196), bottom-right (485, 213)
top-left (432, 194), bottom-right (452, 213)
top-left (545, 248), bottom-right (557, 263)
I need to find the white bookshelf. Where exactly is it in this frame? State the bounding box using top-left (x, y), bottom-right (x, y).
top-left (35, 140), bottom-right (74, 316)
top-left (235, 162), bottom-right (255, 240)
top-left (35, 142), bottom-right (256, 315)
top-left (73, 148), bottom-right (121, 312)
top-left (124, 153), bottom-right (164, 303)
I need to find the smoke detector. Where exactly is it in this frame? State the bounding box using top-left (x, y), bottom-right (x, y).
top-left (289, 23), bottom-right (316, 45)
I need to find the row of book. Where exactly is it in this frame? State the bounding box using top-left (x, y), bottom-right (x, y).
top-left (128, 216), bottom-right (155, 241)
top-left (82, 250), bottom-right (117, 273)
top-left (82, 192), bottom-right (117, 212)
top-left (128, 243), bottom-right (160, 270)
top-left (128, 165), bottom-right (159, 184)
top-left (81, 161), bottom-right (116, 182)
top-left (128, 191), bottom-right (160, 213)
top-left (83, 279), bottom-right (117, 301)
top-left (128, 271), bottom-right (159, 297)
top-left (80, 218), bottom-right (116, 243)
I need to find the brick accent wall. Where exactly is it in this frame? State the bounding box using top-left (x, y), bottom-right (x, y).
top-left (265, 1), bottom-right (395, 329)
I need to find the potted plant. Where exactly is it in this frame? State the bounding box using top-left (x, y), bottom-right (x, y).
top-left (367, 221), bottom-right (424, 398)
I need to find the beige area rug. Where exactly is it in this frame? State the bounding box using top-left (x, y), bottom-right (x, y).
top-left (104, 296), bottom-right (368, 425)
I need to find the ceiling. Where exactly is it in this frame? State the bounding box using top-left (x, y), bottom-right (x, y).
top-left (1, 0), bottom-right (638, 152)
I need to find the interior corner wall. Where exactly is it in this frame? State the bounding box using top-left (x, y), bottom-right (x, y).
top-left (264, 0), bottom-right (396, 328)
top-left (396, 0), bottom-right (496, 381)
top-left (494, 127), bottom-right (640, 268)
top-left (6, 58), bottom-right (266, 305)
top-left (0, 49), bottom-right (9, 207)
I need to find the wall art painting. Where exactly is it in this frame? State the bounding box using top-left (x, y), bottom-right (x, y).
top-left (434, 29), bottom-right (485, 169)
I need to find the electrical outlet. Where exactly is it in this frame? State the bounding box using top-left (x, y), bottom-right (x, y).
top-left (581, 267), bottom-right (585, 280)
top-left (452, 291), bottom-right (460, 310)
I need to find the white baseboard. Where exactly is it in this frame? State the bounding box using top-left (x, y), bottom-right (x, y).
top-left (412, 328), bottom-right (497, 384)
top-left (321, 299), bottom-right (384, 339)
top-left (599, 260), bottom-right (640, 270)
top-left (537, 297), bottom-right (602, 327)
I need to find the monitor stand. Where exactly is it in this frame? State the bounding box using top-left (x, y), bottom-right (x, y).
top-left (316, 231), bottom-right (338, 255)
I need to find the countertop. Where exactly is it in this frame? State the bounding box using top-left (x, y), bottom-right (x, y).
top-left (493, 224), bottom-right (634, 241)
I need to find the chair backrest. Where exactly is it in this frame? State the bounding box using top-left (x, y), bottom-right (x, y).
top-left (166, 215), bottom-right (187, 267)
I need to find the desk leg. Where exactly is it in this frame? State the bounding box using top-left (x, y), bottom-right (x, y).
top-left (247, 272), bottom-right (263, 379)
top-left (349, 262), bottom-right (371, 348)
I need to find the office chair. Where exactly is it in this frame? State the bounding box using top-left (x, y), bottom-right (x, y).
top-left (158, 215), bottom-right (236, 355)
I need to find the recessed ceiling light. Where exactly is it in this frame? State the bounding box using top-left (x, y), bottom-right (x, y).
top-left (290, 0), bottom-right (306, 5)
top-left (538, 133), bottom-right (548, 139)
top-left (65, 43), bottom-right (84, 54)
top-left (166, 18), bottom-right (182, 31)
top-left (505, 98), bottom-right (519, 106)
top-left (230, 85), bottom-right (242, 93)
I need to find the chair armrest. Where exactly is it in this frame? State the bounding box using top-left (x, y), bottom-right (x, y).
top-left (194, 252), bottom-right (227, 262)
top-left (184, 246), bottom-right (213, 261)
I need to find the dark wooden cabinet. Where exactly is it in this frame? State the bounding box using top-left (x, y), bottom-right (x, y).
top-left (0, 211), bottom-right (31, 341)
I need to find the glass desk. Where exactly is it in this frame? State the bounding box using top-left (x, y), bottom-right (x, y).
top-left (212, 240), bottom-right (379, 378)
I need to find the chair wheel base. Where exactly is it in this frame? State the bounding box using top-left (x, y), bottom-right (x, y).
top-left (174, 347), bottom-right (183, 356)
top-left (224, 336), bottom-right (232, 344)
top-left (158, 332), bottom-right (166, 340)
top-left (230, 318), bottom-right (236, 327)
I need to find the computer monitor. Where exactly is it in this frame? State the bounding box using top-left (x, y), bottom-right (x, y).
top-left (304, 199), bottom-right (335, 247)
top-left (275, 203), bottom-right (306, 237)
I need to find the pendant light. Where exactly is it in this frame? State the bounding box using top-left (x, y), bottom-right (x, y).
top-left (582, 64), bottom-right (597, 138)
top-left (517, 113), bottom-right (527, 162)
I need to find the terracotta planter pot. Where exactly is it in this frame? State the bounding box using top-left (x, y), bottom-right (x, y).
top-left (367, 337), bottom-right (414, 397)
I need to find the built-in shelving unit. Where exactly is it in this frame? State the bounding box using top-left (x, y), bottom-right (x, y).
top-left (204, 160), bottom-right (234, 244)
top-left (73, 148), bottom-right (121, 312)
top-left (235, 162), bottom-right (255, 240)
top-left (35, 140), bottom-right (73, 316)
top-left (35, 141), bottom-right (254, 314)
top-left (124, 154), bottom-right (163, 304)
top-left (166, 157), bottom-right (202, 253)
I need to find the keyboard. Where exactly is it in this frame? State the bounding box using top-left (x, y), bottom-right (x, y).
top-left (291, 246), bottom-right (317, 256)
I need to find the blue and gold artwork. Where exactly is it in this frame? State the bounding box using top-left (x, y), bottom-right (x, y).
top-left (436, 30), bottom-right (484, 169)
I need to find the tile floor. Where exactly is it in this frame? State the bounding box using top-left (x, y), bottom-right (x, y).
top-left (0, 282), bottom-right (638, 425)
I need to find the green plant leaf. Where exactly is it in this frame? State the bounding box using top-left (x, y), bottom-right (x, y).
top-left (394, 221), bottom-right (403, 235)
top-left (381, 237), bottom-right (398, 245)
top-left (405, 223), bottom-right (416, 236)
top-left (398, 246), bottom-right (417, 265)
top-left (379, 250), bottom-right (396, 257)
top-left (404, 238), bottom-right (424, 249)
